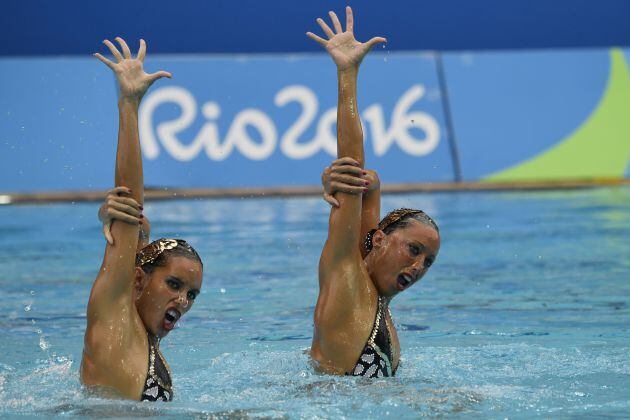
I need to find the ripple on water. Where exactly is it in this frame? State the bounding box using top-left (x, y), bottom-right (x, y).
top-left (1, 190), bottom-right (629, 417)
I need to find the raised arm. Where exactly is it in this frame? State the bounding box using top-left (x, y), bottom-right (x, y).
top-left (90, 38), bottom-right (170, 307)
top-left (98, 186), bottom-right (149, 249)
top-left (307, 7), bottom-right (385, 265)
top-left (321, 159), bottom-right (381, 258)
top-left (359, 169), bottom-right (380, 257)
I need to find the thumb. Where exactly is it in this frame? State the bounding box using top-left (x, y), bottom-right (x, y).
top-left (104, 221), bottom-right (114, 245)
top-left (324, 193), bottom-right (339, 207)
top-left (365, 36), bottom-right (387, 50)
top-left (147, 70), bottom-right (172, 83)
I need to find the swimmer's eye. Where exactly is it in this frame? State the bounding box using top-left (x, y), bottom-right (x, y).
top-left (409, 244), bottom-right (421, 256)
top-left (187, 291), bottom-right (197, 301)
top-left (424, 257), bottom-right (435, 269)
top-left (166, 278), bottom-right (180, 290)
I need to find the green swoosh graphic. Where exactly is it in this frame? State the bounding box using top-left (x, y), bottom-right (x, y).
top-left (483, 48), bottom-right (630, 182)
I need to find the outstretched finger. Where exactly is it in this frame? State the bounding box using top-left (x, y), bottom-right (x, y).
top-left (330, 156), bottom-right (360, 166)
top-left (328, 11), bottom-right (343, 33)
top-left (107, 208), bottom-right (142, 225)
top-left (316, 18), bottom-right (335, 39)
top-left (365, 36), bottom-right (387, 50)
top-left (115, 37), bottom-right (132, 59)
top-left (345, 6), bottom-right (354, 32)
top-left (332, 173), bottom-right (368, 187)
top-left (306, 32), bottom-right (327, 47)
top-left (103, 221), bottom-right (114, 245)
top-left (103, 39), bottom-right (124, 62)
top-left (108, 186), bottom-right (133, 196)
top-left (137, 39), bottom-right (146, 62)
top-left (332, 181), bottom-right (367, 194)
top-left (147, 70), bottom-right (172, 83)
top-left (108, 195), bottom-right (141, 211)
top-left (331, 165), bottom-right (364, 177)
top-left (324, 193), bottom-right (339, 207)
top-left (94, 53), bottom-right (115, 70)
top-left (331, 157), bottom-right (361, 167)
top-left (108, 200), bottom-right (142, 218)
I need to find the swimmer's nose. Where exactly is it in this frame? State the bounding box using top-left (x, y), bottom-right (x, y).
top-left (176, 293), bottom-right (189, 309)
top-left (411, 258), bottom-right (425, 278)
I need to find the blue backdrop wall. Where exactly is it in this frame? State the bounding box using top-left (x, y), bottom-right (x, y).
top-left (1, 1), bottom-right (629, 193)
top-left (2, 0), bottom-right (630, 56)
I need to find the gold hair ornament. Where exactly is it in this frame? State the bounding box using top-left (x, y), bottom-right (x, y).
top-left (137, 238), bottom-right (179, 267)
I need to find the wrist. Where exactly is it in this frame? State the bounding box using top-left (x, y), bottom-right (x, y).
top-left (118, 96), bottom-right (141, 108)
top-left (363, 186), bottom-right (378, 196)
top-left (337, 66), bottom-right (359, 78)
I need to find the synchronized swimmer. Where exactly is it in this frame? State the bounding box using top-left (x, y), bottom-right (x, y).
top-left (307, 7), bottom-right (440, 377)
top-left (81, 38), bottom-right (203, 401)
top-left (83, 6), bottom-right (439, 401)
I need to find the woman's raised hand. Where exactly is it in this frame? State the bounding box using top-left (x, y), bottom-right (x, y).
top-left (94, 37), bottom-right (171, 101)
top-left (98, 187), bottom-right (144, 245)
top-left (322, 157), bottom-right (380, 207)
top-left (307, 6), bottom-right (386, 71)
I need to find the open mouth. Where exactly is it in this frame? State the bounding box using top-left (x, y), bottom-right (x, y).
top-left (163, 308), bottom-right (181, 331)
top-left (396, 274), bottom-right (413, 291)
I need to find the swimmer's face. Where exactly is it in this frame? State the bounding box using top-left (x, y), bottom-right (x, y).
top-left (135, 256), bottom-right (203, 339)
top-left (369, 220), bottom-right (440, 298)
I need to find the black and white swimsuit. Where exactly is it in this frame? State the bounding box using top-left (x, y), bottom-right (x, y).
top-left (348, 296), bottom-right (398, 378)
top-left (141, 337), bottom-right (173, 402)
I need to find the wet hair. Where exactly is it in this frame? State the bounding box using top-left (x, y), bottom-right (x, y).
top-left (135, 238), bottom-right (203, 274)
top-left (364, 208), bottom-right (439, 252)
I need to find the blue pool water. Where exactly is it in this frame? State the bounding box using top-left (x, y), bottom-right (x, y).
top-left (1, 188), bottom-right (629, 418)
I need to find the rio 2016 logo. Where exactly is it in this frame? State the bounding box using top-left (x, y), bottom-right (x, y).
top-left (139, 84), bottom-right (440, 161)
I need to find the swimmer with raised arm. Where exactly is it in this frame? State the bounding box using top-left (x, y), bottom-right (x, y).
top-left (307, 7), bottom-right (441, 377)
top-left (81, 38), bottom-right (203, 401)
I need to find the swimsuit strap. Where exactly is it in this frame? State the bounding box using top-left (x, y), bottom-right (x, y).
top-left (348, 295), bottom-right (396, 377)
top-left (366, 296), bottom-right (380, 345)
top-left (141, 336), bottom-right (173, 402)
top-left (367, 295), bottom-right (385, 345)
top-left (148, 340), bottom-right (172, 390)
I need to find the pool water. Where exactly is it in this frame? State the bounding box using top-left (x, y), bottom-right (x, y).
top-left (1, 188), bottom-right (629, 418)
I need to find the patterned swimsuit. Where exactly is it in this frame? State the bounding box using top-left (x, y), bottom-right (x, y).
top-left (141, 337), bottom-right (173, 402)
top-left (349, 296), bottom-right (398, 377)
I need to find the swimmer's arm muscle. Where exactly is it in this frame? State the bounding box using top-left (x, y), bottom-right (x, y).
top-left (96, 98), bottom-right (143, 298)
top-left (90, 38), bottom-right (170, 307)
top-left (360, 170), bottom-right (380, 258)
top-left (307, 7), bottom-right (385, 270)
top-left (321, 67), bottom-right (364, 270)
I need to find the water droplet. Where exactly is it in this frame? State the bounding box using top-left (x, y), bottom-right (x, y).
top-left (24, 304), bottom-right (32, 312)
top-left (220, 288), bottom-right (226, 294)
top-left (39, 336), bottom-right (49, 351)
